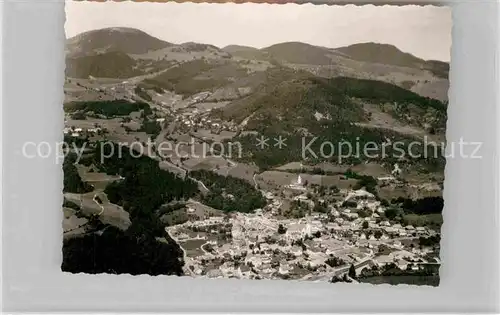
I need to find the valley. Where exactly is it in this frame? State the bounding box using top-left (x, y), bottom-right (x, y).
top-left (61, 27), bottom-right (446, 285)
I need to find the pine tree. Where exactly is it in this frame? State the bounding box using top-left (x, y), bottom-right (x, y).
top-left (278, 224), bottom-right (287, 234)
top-left (348, 264), bottom-right (357, 279)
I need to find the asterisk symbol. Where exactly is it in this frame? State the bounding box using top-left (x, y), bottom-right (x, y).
top-left (274, 136), bottom-right (287, 149)
top-left (256, 135), bottom-right (269, 149)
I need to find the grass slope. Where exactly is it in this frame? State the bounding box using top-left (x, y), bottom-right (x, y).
top-left (66, 51), bottom-right (143, 79)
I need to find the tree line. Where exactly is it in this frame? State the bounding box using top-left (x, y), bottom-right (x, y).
top-left (64, 100), bottom-right (152, 118)
top-left (189, 169), bottom-right (266, 213)
top-left (62, 142), bottom-right (199, 276)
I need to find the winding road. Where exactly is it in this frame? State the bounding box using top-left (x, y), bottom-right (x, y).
top-left (93, 194), bottom-right (105, 216)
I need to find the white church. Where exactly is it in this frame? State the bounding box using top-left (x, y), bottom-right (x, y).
top-left (287, 174), bottom-right (307, 191)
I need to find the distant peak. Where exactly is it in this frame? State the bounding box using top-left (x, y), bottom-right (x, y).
top-left (108, 27), bottom-right (141, 32)
top-left (223, 45), bottom-right (258, 51)
top-left (69, 27), bottom-right (148, 40)
top-left (66, 26), bottom-right (171, 57)
top-left (334, 42), bottom-right (426, 68)
top-left (264, 41), bottom-right (323, 49)
top-left (181, 42), bottom-right (221, 51)
top-left (96, 27), bottom-right (144, 34)
top-left (339, 42), bottom-right (401, 51)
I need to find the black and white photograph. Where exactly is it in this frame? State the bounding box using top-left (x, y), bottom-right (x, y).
top-left (61, 1), bottom-right (451, 286)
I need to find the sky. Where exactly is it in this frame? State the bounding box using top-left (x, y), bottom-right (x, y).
top-left (65, 1), bottom-right (451, 62)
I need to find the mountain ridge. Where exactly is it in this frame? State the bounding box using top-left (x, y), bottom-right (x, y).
top-left (67, 27), bottom-right (449, 64)
top-left (65, 27), bottom-right (449, 101)
top-left (66, 27), bottom-right (172, 57)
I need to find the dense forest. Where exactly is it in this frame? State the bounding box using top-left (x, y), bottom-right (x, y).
top-left (134, 86), bottom-right (153, 102)
top-left (345, 169), bottom-right (378, 195)
top-left (95, 143), bottom-right (199, 235)
top-left (62, 226), bottom-right (184, 276)
top-left (139, 119), bottom-right (162, 138)
top-left (234, 124), bottom-right (445, 171)
top-left (62, 142), bottom-right (198, 275)
top-left (62, 152), bottom-right (93, 193)
top-left (392, 196), bottom-right (444, 215)
top-left (189, 170), bottom-right (266, 213)
top-left (327, 77), bottom-right (446, 111)
top-left (63, 100), bottom-right (152, 118)
top-left (65, 51), bottom-right (143, 79)
top-left (220, 73), bottom-right (446, 171)
top-left (221, 74), bottom-right (446, 132)
top-left (143, 59), bottom-right (234, 97)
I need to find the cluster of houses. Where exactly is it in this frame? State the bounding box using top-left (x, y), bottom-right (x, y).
top-left (175, 110), bottom-right (237, 134)
top-left (63, 126), bottom-right (102, 137)
top-left (167, 185), bottom-right (439, 281)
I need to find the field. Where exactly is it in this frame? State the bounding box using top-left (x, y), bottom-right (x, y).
top-left (66, 166), bottom-right (132, 231)
top-left (193, 101), bottom-right (231, 111)
top-left (191, 129), bottom-right (237, 142)
top-left (64, 191), bottom-right (132, 231)
top-left (226, 163), bottom-right (259, 184)
top-left (186, 199), bottom-right (225, 219)
top-left (257, 171), bottom-right (359, 191)
top-left (378, 184), bottom-right (442, 201)
top-left (63, 207), bottom-right (89, 238)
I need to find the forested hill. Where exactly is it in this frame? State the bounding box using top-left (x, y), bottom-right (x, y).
top-left (62, 142), bottom-right (199, 275)
top-left (217, 75), bottom-right (447, 135)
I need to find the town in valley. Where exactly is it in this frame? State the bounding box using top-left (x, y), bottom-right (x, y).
top-left (62, 4), bottom-right (449, 286)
